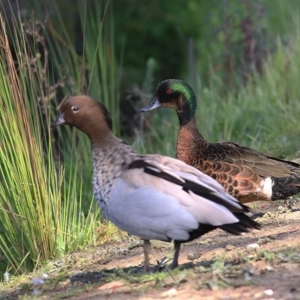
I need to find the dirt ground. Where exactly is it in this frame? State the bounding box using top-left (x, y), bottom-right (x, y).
top-left (1, 200), bottom-right (300, 300)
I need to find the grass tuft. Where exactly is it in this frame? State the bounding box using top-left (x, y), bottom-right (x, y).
top-left (0, 1), bottom-right (121, 275)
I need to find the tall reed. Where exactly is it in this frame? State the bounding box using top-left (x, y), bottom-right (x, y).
top-left (0, 0), bottom-right (119, 274)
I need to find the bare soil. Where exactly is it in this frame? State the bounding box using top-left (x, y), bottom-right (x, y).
top-left (1, 200), bottom-right (300, 300)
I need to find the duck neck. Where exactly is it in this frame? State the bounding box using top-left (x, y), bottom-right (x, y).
top-left (90, 133), bottom-right (136, 204)
top-left (176, 116), bottom-right (208, 162)
top-left (176, 92), bottom-right (197, 126)
top-left (91, 133), bottom-right (135, 170)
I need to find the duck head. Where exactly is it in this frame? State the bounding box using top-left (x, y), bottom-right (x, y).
top-left (140, 79), bottom-right (197, 126)
top-left (51, 95), bottom-right (113, 141)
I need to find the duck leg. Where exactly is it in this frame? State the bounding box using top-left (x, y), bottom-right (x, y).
top-left (143, 239), bottom-right (151, 272)
top-left (170, 241), bottom-right (181, 269)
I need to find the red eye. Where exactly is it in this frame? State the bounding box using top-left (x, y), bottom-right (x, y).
top-left (166, 89), bottom-right (172, 94)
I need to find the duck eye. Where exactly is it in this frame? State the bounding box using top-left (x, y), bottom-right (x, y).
top-left (166, 89), bottom-right (172, 94)
top-left (71, 106), bottom-right (79, 113)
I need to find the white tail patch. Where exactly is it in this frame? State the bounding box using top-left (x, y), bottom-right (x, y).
top-left (257, 177), bottom-right (273, 199)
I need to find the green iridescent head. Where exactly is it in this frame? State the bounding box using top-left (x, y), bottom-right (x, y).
top-left (140, 79), bottom-right (197, 125)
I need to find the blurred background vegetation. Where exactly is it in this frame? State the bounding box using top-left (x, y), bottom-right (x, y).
top-left (1, 0), bottom-right (300, 276)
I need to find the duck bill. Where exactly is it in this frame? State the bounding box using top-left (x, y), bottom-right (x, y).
top-left (51, 113), bottom-right (66, 127)
top-left (139, 98), bottom-right (162, 113)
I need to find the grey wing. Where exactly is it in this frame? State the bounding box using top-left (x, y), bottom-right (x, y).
top-left (106, 169), bottom-right (239, 242)
top-left (107, 177), bottom-right (198, 241)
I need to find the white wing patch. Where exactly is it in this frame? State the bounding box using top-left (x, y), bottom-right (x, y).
top-left (256, 176), bottom-right (273, 199)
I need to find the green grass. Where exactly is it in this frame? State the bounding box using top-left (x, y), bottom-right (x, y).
top-left (0, 1), bottom-right (121, 276)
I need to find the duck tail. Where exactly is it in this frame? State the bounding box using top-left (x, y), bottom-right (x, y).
top-left (219, 213), bottom-right (260, 235)
top-left (271, 176), bottom-right (300, 200)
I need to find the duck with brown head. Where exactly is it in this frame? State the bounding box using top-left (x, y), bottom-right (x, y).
top-left (52, 95), bottom-right (113, 142)
top-left (51, 95), bottom-right (259, 272)
top-left (140, 79), bottom-right (300, 204)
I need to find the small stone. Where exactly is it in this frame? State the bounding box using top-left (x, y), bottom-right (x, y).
top-left (278, 205), bottom-right (284, 211)
top-left (161, 288), bottom-right (177, 297)
top-left (3, 272), bottom-right (10, 282)
top-left (187, 253), bottom-right (201, 260)
top-left (247, 243), bottom-right (259, 249)
top-left (225, 244), bottom-right (235, 251)
top-left (264, 289), bottom-right (273, 296)
top-left (32, 277), bottom-right (44, 285)
top-left (265, 265), bottom-right (274, 271)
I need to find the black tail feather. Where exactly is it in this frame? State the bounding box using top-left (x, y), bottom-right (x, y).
top-left (220, 213), bottom-right (261, 235)
top-left (271, 176), bottom-right (300, 200)
top-left (183, 213), bottom-right (260, 243)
